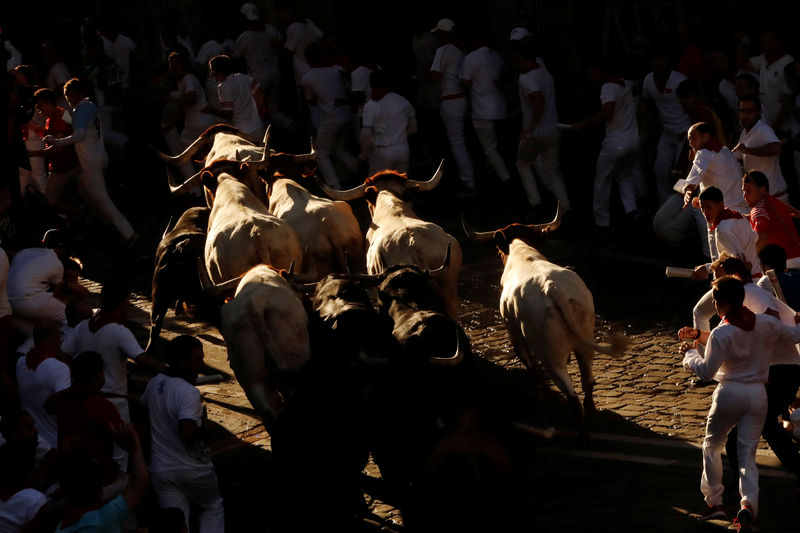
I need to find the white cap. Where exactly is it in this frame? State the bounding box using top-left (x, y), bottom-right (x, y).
top-left (431, 18), bottom-right (456, 33)
top-left (240, 3), bottom-right (259, 21)
top-left (509, 27), bottom-right (531, 41)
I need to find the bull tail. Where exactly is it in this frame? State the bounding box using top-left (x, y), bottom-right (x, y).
top-left (545, 280), bottom-right (627, 358)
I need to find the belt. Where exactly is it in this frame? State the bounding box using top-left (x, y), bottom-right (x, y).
top-left (440, 93), bottom-right (466, 101)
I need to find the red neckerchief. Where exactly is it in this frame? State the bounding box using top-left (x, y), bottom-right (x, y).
top-left (709, 208), bottom-right (743, 231)
top-left (722, 306), bottom-right (756, 331)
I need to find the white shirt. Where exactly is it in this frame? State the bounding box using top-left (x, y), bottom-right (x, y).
top-left (7, 248), bottom-right (63, 303)
top-left (350, 65), bottom-right (373, 103)
top-left (46, 62), bottom-right (70, 90)
top-left (642, 70), bottom-right (691, 135)
top-left (707, 215), bottom-right (761, 276)
top-left (300, 67), bottom-right (351, 122)
top-left (685, 148), bottom-right (747, 214)
top-left (0, 248), bottom-right (11, 318)
top-left (140, 373), bottom-right (212, 474)
top-left (719, 78), bottom-right (738, 113)
top-left (195, 39), bottom-right (235, 68)
top-left (16, 356), bottom-right (71, 448)
top-left (431, 43), bottom-right (465, 97)
top-left (62, 319), bottom-right (143, 397)
top-left (600, 81), bottom-right (638, 147)
top-left (234, 26), bottom-right (281, 86)
top-left (218, 73), bottom-right (262, 136)
top-left (4, 40), bottom-right (22, 71)
top-left (683, 314), bottom-right (800, 383)
top-left (734, 118), bottom-right (787, 195)
top-left (101, 34), bottom-right (136, 88)
top-left (0, 488), bottom-right (48, 531)
top-left (178, 73), bottom-right (213, 132)
top-left (750, 53), bottom-right (794, 130)
top-left (518, 66), bottom-right (558, 138)
top-left (284, 19), bottom-right (323, 85)
top-left (362, 92), bottom-right (416, 147)
top-left (460, 47), bottom-right (506, 120)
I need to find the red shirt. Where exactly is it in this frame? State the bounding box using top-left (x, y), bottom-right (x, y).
top-left (749, 195), bottom-right (800, 258)
top-left (44, 107), bottom-right (79, 172)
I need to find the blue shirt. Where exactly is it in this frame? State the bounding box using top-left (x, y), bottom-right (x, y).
top-left (56, 495), bottom-right (130, 532)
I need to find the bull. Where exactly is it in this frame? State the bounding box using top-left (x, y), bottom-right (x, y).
top-left (463, 203), bottom-right (627, 444)
top-left (199, 263), bottom-right (311, 428)
top-left (315, 164), bottom-right (462, 320)
top-left (147, 206), bottom-right (211, 351)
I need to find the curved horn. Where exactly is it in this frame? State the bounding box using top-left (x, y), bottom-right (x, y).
top-left (167, 168), bottom-right (204, 195)
top-left (197, 258), bottom-right (242, 296)
top-left (460, 215), bottom-right (495, 242)
top-left (246, 126), bottom-right (272, 170)
top-left (292, 138), bottom-right (317, 163)
top-left (153, 136), bottom-right (209, 165)
top-left (161, 216), bottom-right (174, 240)
top-left (289, 281), bottom-right (318, 293)
top-left (349, 272), bottom-right (385, 286)
top-left (528, 201), bottom-right (564, 234)
top-left (407, 159), bottom-right (444, 192)
top-left (426, 242), bottom-right (452, 278)
top-left (429, 331), bottom-right (465, 367)
top-left (313, 175), bottom-right (369, 201)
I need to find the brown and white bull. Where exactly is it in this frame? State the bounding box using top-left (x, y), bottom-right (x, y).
top-left (199, 263), bottom-right (311, 428)
top-left (463, 204), bottom-right (627, 444)
top-left (316, 164), bottom-right (462, 319)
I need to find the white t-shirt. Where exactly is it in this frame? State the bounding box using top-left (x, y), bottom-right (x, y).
top-left (431, 44), bottom-right (465, 97)
top-left (708, 216), bottom-right (761, 277)
top-left (7, 248), bottom-right (63, 303)
top-left (140, 373), bottom-right (212, 474)
top-left (300, 67), bottom-right (351, 122)
top-left (719, 78), bottom-right (738, 113)
top-left (750, 53), bottom-right (794, 130)
top-left (16, 356), bottom-right (71, 448)
top-left (234, 27), bottom-right (281, 86)
top-left (685, 147), bottom-right (747, 213)
top-left (178, 73), bottom-right (213, 132)
top-left (642, 70), bottom-right (691, 135)
top-left (218, 73), bottom-right (262, 136)
top-left (4, 40), bottom-right (22, 71)
top-left (195, 39), bottom-right (235, 68)
top-left (284, 19), bottom-right (324, 85)
top-left (46, 62), bottom-right (70, 90)
top-left (734, 118), bottom-right (788, 195)
top-left (600, 81), bottom-right (638, 147)
top-left (460, 47), bottom-right (506, 120)
top-left (62, 319), bottom-right (142, 397)
top-left (101, 34), bottom-right (136, 88)
top-left (518, 66), bottom-right (558, 138)
top-left (350, 65), bottom-right (373, 103)
top-left (0, 488), bottom-right (48, 531)
top-left (0, 248), bottom-right (11, 319)
top-left (362, 92), bottom-right (416, 147)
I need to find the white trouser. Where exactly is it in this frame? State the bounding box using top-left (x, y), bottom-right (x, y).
top-left (20, 138), bottom-right (48, 195)
top-left (108, 397), bottom-right (130, 472)
top-left (653, 194), bottom-right (711, 258)
top-left (151, 468), bottom-right (225, 533)
top-left (517, 133), bottom-right (570, 209)
top-left (315, 115), bottom-right (356, 188)
top-left (164, 128), bottom-right (195, 180)
top-left (440, 97), bottom-right (474, 188)
top-left (368, 144), bottom-right (410, 175)
top-left (98, 105), bottom-right (129, 149)
top-left (78, 160), bottom-right (134, 241)
top-left (10, 292), bottom-right (66, 324)
top-left (593, 139), bottom-right (638, 227)
top-left (472, 118), bottom-right (510, 181)
top-left (654, 130), bottom-right (687, 205)
top-left (702, 381), bottom-right (767, 517)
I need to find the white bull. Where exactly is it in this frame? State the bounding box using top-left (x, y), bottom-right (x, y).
top-left (464, 204), bottom-right (626, 444)
top-left (200, 264), bottom-right (310, 428)
top-left (316, 163), bottom-right (462, 320)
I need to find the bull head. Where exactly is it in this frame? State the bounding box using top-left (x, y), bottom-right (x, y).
top-left (462, 202), bottom-right (564, 254)
top-left (315, 160), bottom-right (444, 201)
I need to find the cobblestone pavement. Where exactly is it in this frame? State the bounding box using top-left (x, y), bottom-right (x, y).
top-left (81, 218), bottom-right (798, 532)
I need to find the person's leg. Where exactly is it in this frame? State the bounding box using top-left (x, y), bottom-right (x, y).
top-left (10, 292), bottom-right (67, 325)
top-left (440, 98), bottom-right (475, 188)
top-left (701, 384), bottom-right (738, 508)
top-left (614, 146), bottom-right (639, 214)
top-left (652, 194), bottom-right (698, 250)
top-left (692, 288), bottom-right (716, 332)
top-left (737, 383), bottom-right (768, 517)
top-left (531, 134), bottom-right (570, 210)
top-left (151, 471), bottom-right (192, 529)
top-left (77, 167), bottom-right (135, 241)
top-left (516, 137), bottom-right (542, 207)
top-left (762, 364), bottom-right (800, 480)
top-left (332, 117), bottom-right (358, 171)
top-left (692, 207), bottom-right (711, 259)
top-left (593, 145), bottom-right (616, 227)
top-left (314, 118), bottom-right (341, 188)
top-left (180, 468), bottom-right (225, 533)
top-left (472, 118), bottom-right (510, 182)
top-left (653, 132), bottom-right (676, 205)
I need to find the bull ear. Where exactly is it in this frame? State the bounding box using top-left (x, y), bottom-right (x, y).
top-left (493, 230), bottom-right (509, 255)
top-left (239, 162), bottom-right (249, 173)
top-left (365, 185), bottom-right (379, 205)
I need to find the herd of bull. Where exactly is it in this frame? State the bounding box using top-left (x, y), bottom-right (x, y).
top-left (150, 124), bottom-right (628, 527)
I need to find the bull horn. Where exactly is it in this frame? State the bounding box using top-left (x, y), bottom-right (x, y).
top-left (314, 175), bottom-right (369, 201)
top-left (289, 281), bottom-right (318, 293)
top-left (426, 243), bottom-right (451, 278)
top-left (292, 138), bottom-right (317, 163)
top-left (460, 214), bottom-right (495, 242)
top-left (153, 136), bottom-right (209, 165)
top-left (429, 331), bottom-right (465, 367)
top-left (247, 126), bottom-right (272, 170)
top-left (406, 159), bottom-right (444, 192)
top-left (528, 201), bottom-right (564, 234)
top-left (161, 216), bottom-right (174, 240)
top-left (167, 168), bottom-right (204, 195)
top-left (349, 272), bottom-right (385, 285)
top-left (197, 258), bottom-right (242, 296)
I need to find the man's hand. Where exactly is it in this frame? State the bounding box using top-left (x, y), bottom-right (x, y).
top-left (680, 340), bottom-right (698, 353)
top-left (690, 265), bottom-right (709, 281)
top-left (732, 143), bottom-right (748, 155)
top-left (678, 326), bottom-right (700, 341)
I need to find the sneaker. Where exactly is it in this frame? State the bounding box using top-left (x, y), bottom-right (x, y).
top-left (733, 504), bottom-right (752, 532)
top-left (699, 504), bottom-right (726, 520)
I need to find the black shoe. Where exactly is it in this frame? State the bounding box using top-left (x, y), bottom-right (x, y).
top-left (733, 504), bottom-right (752, 531)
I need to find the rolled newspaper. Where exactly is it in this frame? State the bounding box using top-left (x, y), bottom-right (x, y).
top-left (665, 266), bottom-right (695, 278)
